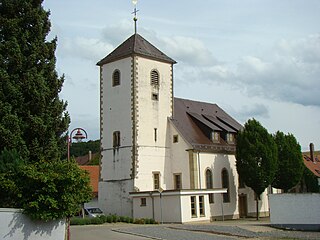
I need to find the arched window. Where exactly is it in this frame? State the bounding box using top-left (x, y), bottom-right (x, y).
top-left (112, 70), bottom-right (120, 86)
top-left (205, 169), bottom-right (214, 203)
top-left (221, 168), bottom-right (230, 203)
top-left (150, 70), bottom-right (159, 86)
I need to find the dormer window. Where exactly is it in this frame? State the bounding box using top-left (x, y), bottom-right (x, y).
top-left (226, 133), bottom-right (235, 143)
top-left (112, 69), bottom-right (120, 86)
top-left (150, 70), bottom-right (159, 87)
top-left (211, 131), bottom-right (220, 142)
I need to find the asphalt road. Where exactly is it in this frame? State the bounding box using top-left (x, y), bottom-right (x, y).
top-left (70, 224), bottom-right (151, 240)
top-left (71, 220), bottom-right (320, 240)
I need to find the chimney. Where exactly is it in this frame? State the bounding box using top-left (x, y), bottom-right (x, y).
top-left (310, 143), bottom-right (315, 162)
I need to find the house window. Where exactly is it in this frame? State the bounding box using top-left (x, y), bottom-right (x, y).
top-left (174, 173), bottom-right (182, 190)
top-left (199, 196), bottom-right (205, 216)
top-left (211, 131), bottom-right (220, 142)
top-left (190, 196), bottom-right (197, 217)
top-left (152, 93), bottom-right (159, 101)
top-left (112, 70), bottom-right (120, 86)
top-left (140, 198), bottom-right (146, 206)
top-left (221, 168), bottom-right (230, 203)
top-left (154, 128), bottom-right (157, 142)
top-left (113, 131), bottom-right (120, 147)
top-left (173, 135), bottom-right (179, 143)
top-left (150, 70), bottom-right (159, 86)
top-left (226, 133), bottom-right (235, 143)
top-left (153, 172), bottom-right (160, 190)
top-left (205, 169), bottom-right (214, 203)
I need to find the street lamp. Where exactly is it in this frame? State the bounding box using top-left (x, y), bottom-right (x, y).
top-left (67, 128), bottom-right (88, 161)
top-left (158, 187), bottom-right (163, 224)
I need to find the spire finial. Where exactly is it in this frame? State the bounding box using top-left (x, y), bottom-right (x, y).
top-left (132, 0), bottom-right (139, 34)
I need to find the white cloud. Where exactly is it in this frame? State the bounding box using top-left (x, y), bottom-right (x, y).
top-left (58, 37), bottom-right (113, 62)
top-left (188, 34), bottom-right (320, 107)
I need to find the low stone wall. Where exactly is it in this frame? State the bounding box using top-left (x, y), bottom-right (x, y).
top-left (269, 193), bottom-right (320, 231)
top-left (0, 208), bottom-right (66, 240)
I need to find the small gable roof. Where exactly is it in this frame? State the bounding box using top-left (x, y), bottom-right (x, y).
top-left (171, 98), bottom-right (242, 153)
top-left (97, 34), bottom-right (176, 66)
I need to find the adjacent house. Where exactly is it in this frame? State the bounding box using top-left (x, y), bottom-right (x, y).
top-left (80, 165), bottom-right (100, 208)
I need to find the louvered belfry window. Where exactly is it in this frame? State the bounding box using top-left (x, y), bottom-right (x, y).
top-left (112, 70), bottom-right (120, 86)
top-left (150, 70), bottom-right (159, 86)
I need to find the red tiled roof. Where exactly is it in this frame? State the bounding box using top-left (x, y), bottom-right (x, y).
top-left (80, 166), bottom-right (100, 196)
top-left (303, 153), bottom-right (320, 177)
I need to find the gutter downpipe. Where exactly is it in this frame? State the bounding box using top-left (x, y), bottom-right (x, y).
top-left (197, 151), bottom-right (201, 189)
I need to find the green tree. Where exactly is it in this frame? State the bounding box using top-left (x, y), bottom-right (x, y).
top-left (0, 159), bottom-right (92, 221)
top-left (0, 0), bottom-right (70, 162)
top-left (302, 167), bottom-right (320, 193)
top-left (236, 119), bottom-right (278, 220)
top-left (272, 131), bottom-right (303, 192)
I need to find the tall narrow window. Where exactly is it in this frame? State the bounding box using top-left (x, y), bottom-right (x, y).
top-left (153, 172), bottom-right (160, 190)
top-left (190, 196), bottom-right (197, 217)
top-left (174, 173), bottom-right (182, 190)
top-left (205, 169), bottom-right (214, 203)
top-left (199, 196), bottom-right (205, 216)
top-left (113, 131), bottom-right (120, 147)
top-left (221, 168), bottom-right (230, 203)
top-left (154, 128), bottom-right (157, 142)
top-left (112, 70), bottom-right (120, 86)
top-left (150, 70), bottom-right (159, 86)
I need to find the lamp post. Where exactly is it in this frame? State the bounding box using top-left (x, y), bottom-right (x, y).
top-left (67, 128), bottom-right (88, 161)
top-left (158, 187), bottom-right (163, 224)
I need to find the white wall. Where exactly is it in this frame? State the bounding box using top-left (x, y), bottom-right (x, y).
top-left (134, 57), bottom-right (173, 192)
top-left (100, 57), bottom-right (133, 181)
top-left (269, 193), bottom-right (320, 230)
top-left (0, 208), bottom-right (65, 240)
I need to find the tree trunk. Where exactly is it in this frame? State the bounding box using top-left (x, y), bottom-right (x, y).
top-left (256, 198), bottom-right (259, 220)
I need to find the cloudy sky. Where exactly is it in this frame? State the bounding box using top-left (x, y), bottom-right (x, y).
top-left (43, 0), bottom-right (320, 151)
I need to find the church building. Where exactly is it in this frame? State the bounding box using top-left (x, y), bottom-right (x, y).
top-left (97, 30), bottom-right (271, 222)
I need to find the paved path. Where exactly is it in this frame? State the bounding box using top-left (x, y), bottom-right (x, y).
top-left (71, 219), bottom-right (320, 240)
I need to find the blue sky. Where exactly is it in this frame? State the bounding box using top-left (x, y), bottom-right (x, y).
top-left (43, 0), bottom-right (320, 151)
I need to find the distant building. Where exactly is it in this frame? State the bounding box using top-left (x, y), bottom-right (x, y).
top-left (97, 33), bottom-right (271, 222)
top-left (80, 165), bottom-right (100, 207)
top-left (297, 143), bottom-right (320, 193)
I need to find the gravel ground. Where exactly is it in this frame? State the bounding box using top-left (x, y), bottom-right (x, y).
top-left (114, 224), bottom-right (320, 240)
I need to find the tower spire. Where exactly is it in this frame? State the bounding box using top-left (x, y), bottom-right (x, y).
top-left (132, 0), bottom-right (139, 34)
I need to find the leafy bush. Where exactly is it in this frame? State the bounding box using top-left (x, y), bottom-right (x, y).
top-left (0, 157), bottom-right (93, 221)
top-left (70, 215), bottom-right (157, 225)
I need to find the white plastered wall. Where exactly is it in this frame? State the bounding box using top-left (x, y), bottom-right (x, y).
top-left (133, 56), bottom-right (173, 191)
top-left (99, 57), bottom-right (134, 216)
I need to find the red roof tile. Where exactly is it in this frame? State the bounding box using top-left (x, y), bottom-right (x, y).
top-left (303, 153), bottom-right (320, 177)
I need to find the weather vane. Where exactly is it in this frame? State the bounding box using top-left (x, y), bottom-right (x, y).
top-left (132, 0), bottom-right (139, 34)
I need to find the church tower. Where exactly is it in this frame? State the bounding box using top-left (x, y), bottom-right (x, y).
top-left (97, 34), bottom-right (176, 216)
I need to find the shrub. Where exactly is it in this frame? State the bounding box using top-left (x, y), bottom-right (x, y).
top-left (106, 215), bottom-right (113, 223)
top-left (0, 159), bottom-right (92, 221)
